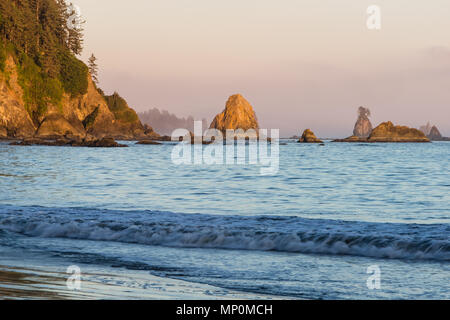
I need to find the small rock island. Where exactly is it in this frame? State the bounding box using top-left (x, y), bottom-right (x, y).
top-left (334, 121), bottom-right (430, 143)
top-left (210, 94), bottom-right (260, 134)
top-left (297, 129), bottom-right (323, 143)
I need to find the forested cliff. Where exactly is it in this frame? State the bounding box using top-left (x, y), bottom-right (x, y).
top-left (0, 0), bottom-right (155, 139)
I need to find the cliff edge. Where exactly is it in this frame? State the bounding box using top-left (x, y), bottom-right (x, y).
top-left (0, 56), bottom-right (156, 140)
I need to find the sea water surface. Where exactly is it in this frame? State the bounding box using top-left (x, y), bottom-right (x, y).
top-left (0, 140), bottom-right (449, 299)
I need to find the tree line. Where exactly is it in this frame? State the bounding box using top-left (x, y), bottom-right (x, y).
top-left (0, 0), bottom-right (84, 78)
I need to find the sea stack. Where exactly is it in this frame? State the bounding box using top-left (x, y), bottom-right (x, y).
top-left (353, 107), bottom-right (373, 138)
top-left (367, 122), bottom-right (430, 142)
top-left (210, 94), bottom-right (259, 133)
top-left (298, 129), bottom-right (323, 143)
top-left (427, 126), bottom-right (443, 141)
top-left (419, 122), bottom-right (432, 136)
top-left (334, 121), bottom-right (431, 143)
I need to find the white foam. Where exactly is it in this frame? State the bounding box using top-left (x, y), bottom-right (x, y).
top-left (1, 206), bottom-right (449, 261)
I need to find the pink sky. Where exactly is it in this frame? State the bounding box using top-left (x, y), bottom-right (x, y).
top-left (75, 0), bottom-right (450, 137)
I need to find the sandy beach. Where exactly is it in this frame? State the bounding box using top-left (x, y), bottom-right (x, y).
top-left (0, 265), bottom-right (280, 300)
top-left (0, 266), bottom-right (72, 300)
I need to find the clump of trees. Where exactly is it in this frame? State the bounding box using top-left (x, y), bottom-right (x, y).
top-left (0, 0), bottom-right (88, 123)
top-left (138, 108), bottom-right (208, 136)
top-left (104, 92), bottom-right (139, 123)
top-left (0, 0), bottom-right (84, 73)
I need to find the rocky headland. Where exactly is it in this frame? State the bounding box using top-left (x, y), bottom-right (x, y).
top-left (0, 56), bottom-right (158, 144)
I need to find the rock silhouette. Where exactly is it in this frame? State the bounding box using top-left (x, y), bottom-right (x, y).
top-left (419, 122), bottom-right (433, 136)
top-left (427, 126), bottom-right (442, 141)
top-left (353, 107), bottom-right (373, 138)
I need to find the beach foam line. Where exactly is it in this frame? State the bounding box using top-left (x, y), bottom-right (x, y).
top-left (0, 205), bottom-right (449, 261)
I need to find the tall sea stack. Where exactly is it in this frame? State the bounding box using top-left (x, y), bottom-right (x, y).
top-left (210, 94), bottom-right (259, 133)
top-left (428, 126), bottom-right (443, 141)
top-left (353, 106), bottom-right (373, 138)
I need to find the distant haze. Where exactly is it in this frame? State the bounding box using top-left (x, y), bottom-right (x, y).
top-left (75, 0), bottom-right (450, 137)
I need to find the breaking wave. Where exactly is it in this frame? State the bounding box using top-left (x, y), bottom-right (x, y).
top-left (0, 206), bottom-right (449, 261)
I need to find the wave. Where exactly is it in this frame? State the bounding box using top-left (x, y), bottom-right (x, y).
top-left (0, 205), bottom-right (449, 261)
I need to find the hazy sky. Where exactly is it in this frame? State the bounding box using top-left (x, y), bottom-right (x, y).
top-left (74, 0), bottom-right (450, 137)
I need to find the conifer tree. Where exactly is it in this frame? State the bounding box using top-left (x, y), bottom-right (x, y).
top-left (88, 53), bottom-right (99, 85)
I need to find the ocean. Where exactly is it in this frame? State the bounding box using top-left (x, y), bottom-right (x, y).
top-left (0, 140), bottom-right (449, 299)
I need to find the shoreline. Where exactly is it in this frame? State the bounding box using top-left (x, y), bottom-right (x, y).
top-left (0, 266), bottom-right (72, 300)
top-left (0, 264), bottom-right (283, 300)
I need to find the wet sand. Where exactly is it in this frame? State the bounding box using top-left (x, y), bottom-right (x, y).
top-left (0, 265), bottom-right (280, 300)
top-left (0, 267), bottom-right (70, 300)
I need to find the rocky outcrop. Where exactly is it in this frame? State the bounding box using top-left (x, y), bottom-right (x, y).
top-left (36, 114), bottom-right (85, 138)
top-left (427, 126), bottom-right (443, 141)
top-left (298, 129), bottom-right (323, 143)
top-left (210, 94), bottom-right (259, 133)
top-left (368, 122), bottom-right (430, 142)
top-left (101, 92), bottom-right (161, 140)
top-left (333, 136), bottom-right (369, 142)
top-left (0, 57), bottom-right (36, 138)
top-left (0, 126), bottom-right (7, 139)
top-left (136, 140), bottom-right (162, 145)
top-left (419, 122), bottom-right (432, 136)
top-left (335, 122), bottom-right (430, 143)
top-left (419, 123), bottom-right (449, 141)
top-left (333, 135), bottom-right (365, 143)
top-left (353, 107), bottom-right (373, 138)
top-left (10, 136), bottom-right (127, 148)
top-left (0, 55), bottom-right (158, 141)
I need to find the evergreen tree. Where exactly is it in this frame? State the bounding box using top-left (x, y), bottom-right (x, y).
top-left (65, 1), bottom-right (84, 55)
top-left (88, 53), bottom-right (99, 85)
top-left (0, 0), bottom-right (89, 120)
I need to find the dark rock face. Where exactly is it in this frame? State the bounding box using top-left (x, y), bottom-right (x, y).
top-left (353, 107), bottom-right (373, 138)
top-left (333, 136), bottom-right (367, 143)
top-left (85, 137), bottom-right (126, 148)
top-left (10, 136), bottom-right (127, 148)
top-left (419, 122), bottom-right (432, 136)
top-left (298, 129), bottom-right (323, 143)
top-left (0, 126), bottom-right (7, 139)
top-left (136, 140), bottom-right (162, 145)
top-left (419, 123), bottom-right (449, 141)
